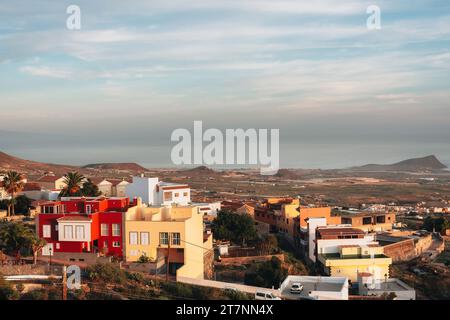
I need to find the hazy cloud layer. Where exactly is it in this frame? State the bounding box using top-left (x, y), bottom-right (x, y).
top-left (0, 0), bottom-right (449, 168)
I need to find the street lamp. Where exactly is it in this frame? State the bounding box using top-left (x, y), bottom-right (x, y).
top-left (384, 273), bottom-right (388, 289)
top-left (49, 247), bottom-right (52, 271)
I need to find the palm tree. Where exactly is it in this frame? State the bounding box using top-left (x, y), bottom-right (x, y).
top-left (59, 172), bottom-right (85, 197)
top-left (2, 171), bottom-right (25, 216)
top-left (0, 222), bottom-right (29, 256)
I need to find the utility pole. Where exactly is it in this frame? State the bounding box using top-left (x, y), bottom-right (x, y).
top-left (166, 233), bottom-right (171, 281)
top-left (62, 265), bottom-right (67, 300)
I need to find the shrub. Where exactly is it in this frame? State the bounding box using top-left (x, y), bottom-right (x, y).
top-left (0, 278), bottom-right (19, 300)
top-left (86, 263), bottom-right (127, 284)
top-left (126, 271), bottom-right (144, 283)
top-left (138, 254), bottom-right (150, 263)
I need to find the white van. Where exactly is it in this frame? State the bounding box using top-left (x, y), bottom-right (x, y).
top-left (255, 291), bottom-right (281, 300)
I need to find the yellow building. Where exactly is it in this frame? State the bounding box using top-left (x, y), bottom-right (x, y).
top-left (123, 204), bottom-right (212, 280)
top-left (255, 198), bottom-right (336, 241)
top-left (316, 227), bottom-right (392, 282)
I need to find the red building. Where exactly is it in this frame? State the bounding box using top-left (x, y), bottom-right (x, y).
top-left (36, 197), bottom-right (131, 259)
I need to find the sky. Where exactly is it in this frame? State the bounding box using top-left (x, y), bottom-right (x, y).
top-left (0, 0), bottom-right (450, 169)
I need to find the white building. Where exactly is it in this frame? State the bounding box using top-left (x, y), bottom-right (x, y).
top-left (126, 176), bottom-right (191, 206)
top-left (192, 202), bottom-right (221, 217)
top-left (97, 179), bottom-right (130, 197)
top-left (306, 218), bottom-right (353, 262)
top-left (280, 275), bottom-right (349, 300)
top-left (358, 274), bottom-right (415, 300)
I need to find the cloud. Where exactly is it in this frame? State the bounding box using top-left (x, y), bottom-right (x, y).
top-left (19, 65), bottom-right (72, 79)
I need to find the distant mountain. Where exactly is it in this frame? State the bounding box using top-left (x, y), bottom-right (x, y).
top-left (0, 151), bottom-right (78, 175)
top-left (350, 155), bottom-right (447, 172)
top-left (181, 166), bottom-right (218, 176)
top-left (82, 163), bottom-right (148, 172)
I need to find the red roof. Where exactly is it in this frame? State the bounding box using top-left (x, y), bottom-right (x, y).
top-left (37, 175), bottom-right (62, 183)
top-left (161, 185), bottom-right (189, 191)
top-left (23, 183), bottom-right (42, 191)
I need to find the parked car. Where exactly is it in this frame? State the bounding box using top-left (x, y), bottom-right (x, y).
top-left (255, 291), bottom-right (281, 300)
top-left (290, 282), bottom-right (304, 294)
top-left (224, 286), bottom-right (238, 292)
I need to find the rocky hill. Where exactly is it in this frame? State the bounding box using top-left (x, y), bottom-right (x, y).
top-left (350, 155), bottom-right (447, 172)
top-left (0, 151), bottom-right (78, 175)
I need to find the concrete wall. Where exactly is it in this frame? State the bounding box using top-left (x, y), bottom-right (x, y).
top-left (177, 276), bottom-right (281, 297)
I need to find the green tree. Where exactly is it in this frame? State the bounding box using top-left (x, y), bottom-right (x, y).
top-left (81, 179), bottom-right (101, 197)
top-left (27, 235), bottom-right (46, 265)
top-left (59, 172), bottom-right (85, 197)
top-left (423, 216), bottom-right (450, 234)
top-left (244, 256), bottom-right (287, 289)
top-left (0, 222), bottom-right (40, 258)
top-left (2, 171), bottom-right (25, 216)
top-left (14, 195), bottom-right (32, 215)
top-left (212, 211), bottom-right (258, 245)
top-left (0, 222), bottom-right (30, 256)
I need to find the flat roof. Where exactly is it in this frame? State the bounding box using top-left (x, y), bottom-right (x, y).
top-left (320, 253), bottom-right (389, 260)
top-left (281, 276), bottom-right (347, 300)
top-left (335, 210), bottom-right (394, 217)
top-left (57, 216), bottom-right (92, 222)
top-left (317, 227), bottom-right (365, 237)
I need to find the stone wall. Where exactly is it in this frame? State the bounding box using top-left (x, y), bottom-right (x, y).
top-left (127, 259), bottom-right (165, 274)
top-left (383, 239), bottom-right (416, 262)
top-left (216, 254), bottom-right (284, 266)
top-left (0, 264), bottom-right (47, 276)
top-left (204, 250), bottom-right (214, 280)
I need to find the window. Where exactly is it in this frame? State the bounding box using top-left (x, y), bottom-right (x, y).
top-left (103, 241), bottom-right (108, 247)
top-left (129, 232), bottom-right (138, 245)
top-left (43, 225), bottom-right (51, 238)
top-left (101, 224), bottom-right (109, 236)
top-left (183, 192), bottom-right (188, 197)
top-left (44, 206), bottom-right (54, 214)
top-left (342, 217), bottom-right (352, 225)
top-left (64, 225), bottom-right (73, 239)
top-left (62, 205), bottom-right (66, 213)
top-left (172, 233), bottom-right (181, 245)
top-left (362, 217), bottom-right (372, 225)
top-left (112, 241), bottom-right (120, 248)
top-left (112, 224), bottom-right (120, 236)
top-left (56, 243), bottom-right (60, 249)
top-left (86, 205), bottom-right (92, 214)
top-left (159, 232), bottom-right (169, 245)
top-left (140, 232), bottom-right (149, 245)
top-left (163, 192), bottom-right (172, 201)
top-left (75, 226), bottom-right (85, 239)
top-left (174, 193), bottom-right (179, 197)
